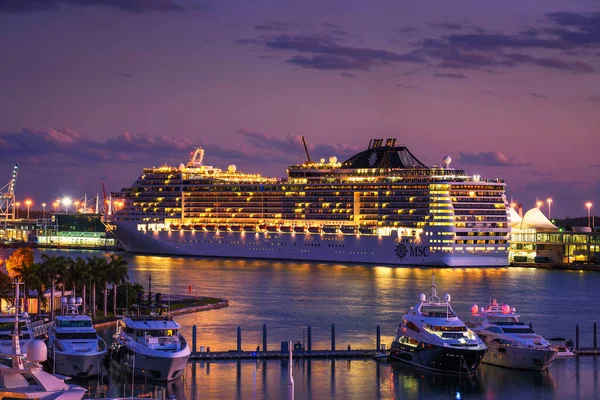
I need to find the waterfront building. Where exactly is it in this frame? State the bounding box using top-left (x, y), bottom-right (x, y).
top-left (109, 138), bottom-right (510, 266)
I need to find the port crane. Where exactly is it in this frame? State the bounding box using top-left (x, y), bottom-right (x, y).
top-left (0, 163), bottom-right (19, 230)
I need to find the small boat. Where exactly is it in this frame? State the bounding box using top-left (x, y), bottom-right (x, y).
top-left (358, 226), bottom-right (376, 235)
top-left (266, 225), bottom-right (279, 232)
top-left (217, 225), bottom-right (230, 232)
top-left (294, 226), bottom-right (307, 233)
top-left (109, 295), bottom-right (190, 381)
top-left (205, 224), bottom-right (217, 231)
top-left (280, 225), bottom-right (292, 233)
top-left (548, 338), bottom-right (576, 358)
top-left (390, 273), bottom-right (486, 374)
top-left (169, 224), bottom-right (180, 231)
top-left (258, 224), bottom-right (267, 231)
top-left (308, 226), bottom-right (322, 234)
top-left (230, 225), bottom-right (242, 232)
top-left (323, 225), bottom-right (339, 234)
top-left (340, 225), bottom-right (357, 234)
top-left (193, 224), bottom-right (205, 231)
top-left (466, 300), bottom-right (557, 370)
top-left (182, 225), bottom-right (191, 230)
top-left (47, 296), bottom-right (107, 378)
top-left (243, 225), bottom-right (256, 232)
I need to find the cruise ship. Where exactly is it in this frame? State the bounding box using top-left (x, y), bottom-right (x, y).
top-left (108, 138), bottom-right (510, 266)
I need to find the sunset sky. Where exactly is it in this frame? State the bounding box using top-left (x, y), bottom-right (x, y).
top-left (1, 0), bottom-right (599, 217)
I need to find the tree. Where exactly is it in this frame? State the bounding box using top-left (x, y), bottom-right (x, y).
top-left (86, 256), bottom-right (107, 318)
top-left (107, 254), bottom-right (129, 315)
top-left (5, 247), bottom-right (34, 278)
top-left (13, 262), bottom-right (42, 313)
top-left (39, 254), bottom-right (67, 319)
top-left (0, 271), bottom-right (12, 302)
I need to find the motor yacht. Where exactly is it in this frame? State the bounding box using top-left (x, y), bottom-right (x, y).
top-left (109, 295), bottom-right (190, 381)
top-left (390, 273), bottom-right (486, 374)
top-left (467, 300), bottom-right (557, 370)
top-left (0, 312), bottom-right (34, 366)
top-left (47, 296), bottom-right (107, 378)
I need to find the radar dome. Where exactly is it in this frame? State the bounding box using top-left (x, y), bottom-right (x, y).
top-left (320, 158), bottom-right (325, 163)
top-left (22, 311), bottom-right (29, 319)
top-left (444, 293), bottom-right (451, 302)
top-left (228, 164), bottom-right (237, 173)
top-left (69, 297), bottom-right (76, 304)
top-left (511, 307), bottom-right (516, 313)
top-left (27, 340), bottom-right (47, 362)
top-left (479, 306), bottom-right (484, 313)
top-left (470, 304), bottom-right (478, 314)
top-left (76, 297), bottom-right (83, 305)
top-left (178, 163), bottom-right (185, 171)
top-left (329, 156), bottom-right (337, 164)
top-left (502, 304), bottom-right (511, 314)
top-left (61, 297), bottom-right (67, 305)
top-left (442, 156), bottom-right (452, 167)
top-left (418, 293), bottom-right (426, 302)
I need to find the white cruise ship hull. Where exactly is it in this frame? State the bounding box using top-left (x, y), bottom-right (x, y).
top-left (50, 350), bottom-right (107, 377)
top-left (112, 222), bottom-right (508, 267)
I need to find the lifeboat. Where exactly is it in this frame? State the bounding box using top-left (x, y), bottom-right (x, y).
top-left (294, 226), bottom-right (307, 234)
top-left (243, 225), bottom-right (256, 232)
top-left (266, 225), bottom-right (278, 232)
top-left (308, 226), bottom-right (322, 234)
top-left (340, 225), bottom-right (357, 234)
top-left (358, 226), bottom-right (376, 235)
top-left (182, 225), bottom-right (191, 231)
top-left (193, 224), bottom-right (205, 231)
top-left (217, 225), bottom-right (230, 232)
top-left (280, 225), bottom-right (292, 233)
top-left (170, 224), bottom-right (180, 231)
top-left (258, 224), bottom-right (267, 232)
top-left (205, 224), bottom-right (217, 232)
top-left (323, 225), bottom-right (339, 234)
top-left (230, 225), bottom-right (242, 232)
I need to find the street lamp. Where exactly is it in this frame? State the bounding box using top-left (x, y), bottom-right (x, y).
top-left (536, 201), bottom-right (542, 209)
top-left (546, 198), bottom-right (552, 221)
top-left (53, 201), bottom-right (59, 214)
top-left (56, 199), bottom-right (61, 213)
top-left (15, 201), bottom-right (20, 219)
top-left (62, 197), bottom-right (72, 213)
top-left (74, 200), bottom-right (80, 213)
top-left (25, 200), bottom-right (31, 220)
top-left (586, 202), bottom-right (593, 228)
top-left (42, 203), bottom-right (46, 219)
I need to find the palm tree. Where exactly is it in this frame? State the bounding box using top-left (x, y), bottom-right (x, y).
top-left (86, 256), bottom-right (108, 318)
top-left (64, 257), bottom-right (86, 299)
top-left (107, 254), bottom-right (129, 315)
top-left (39, 254), bottom-right (67, 319)
top-left (13, 262), bottom-right (42, 313)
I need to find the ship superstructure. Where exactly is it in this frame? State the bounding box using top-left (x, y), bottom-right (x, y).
top-left (108, 138), bottom-right (510, 266)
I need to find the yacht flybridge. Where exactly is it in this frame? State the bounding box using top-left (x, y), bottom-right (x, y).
top-left (467, 300), bottom-right (557, 370)
top-left (390, 273), bottom-right (486, 374)
top-left (47, 296), bottom-right (107, 377)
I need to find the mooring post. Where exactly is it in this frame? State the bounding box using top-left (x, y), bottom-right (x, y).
top-left (528, 322), bottom-right (533, 329)
top-left (376, 325), bottom-right (381, 351)
top-left (576, 323), bottom-right (580, 351)
top-left (307, 325), bottom-right (312, 352)
top-left (594, 321), bottom-right (598, 349)
top-left (192, 324), bottom-right (197, 354)
top-left (331, 323), bottom-right (336, 351)
top-left (263, 324), bottom-right (267, 352)
top-left (237, 326), bottom-right (242, 353)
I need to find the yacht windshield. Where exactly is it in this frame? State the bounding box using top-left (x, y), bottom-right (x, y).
top-left (501, 327), bottom-right (535, 334)
top-left (488, 316), bottom-right (519, 324)
top-left (58, 320), bottom-right (92, 328)
top-left (421, 305), bottom-right (455, 318)
top-left (56, 332), bottom-right (98, 340)
top-left (427, 325), bottom-right (467, 332)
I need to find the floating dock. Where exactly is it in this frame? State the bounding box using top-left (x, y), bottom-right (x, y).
top-left (190, 349), bottom-right (378, 361)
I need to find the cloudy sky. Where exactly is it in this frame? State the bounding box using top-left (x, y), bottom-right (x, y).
top-left (1, 0), bottom-right (599, 217)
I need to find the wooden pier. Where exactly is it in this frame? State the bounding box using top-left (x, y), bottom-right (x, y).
top-left (190, 349), bottom-right (378, 361)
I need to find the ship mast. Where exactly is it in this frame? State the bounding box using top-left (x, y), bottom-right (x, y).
top-left (12, 279), bottom-right (24, 368)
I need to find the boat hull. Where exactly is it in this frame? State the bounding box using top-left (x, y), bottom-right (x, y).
top-left (109, 345), bottom-right (189, 381)
top-left (111, 221), bottom-right (508, 267)
top-left (390, 341), bottom-right (485, 374)
top-left (482, 346), bottom-right (557, 370)
top-left (50, 350), bottom-right (107, 377)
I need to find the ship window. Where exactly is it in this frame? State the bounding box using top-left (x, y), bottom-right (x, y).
top-left (58, 320), bottom-right (92, 328)
top-left (406, 322), bottom-right (420, 332)
top-left (56, 332), bottom-right (98, 340)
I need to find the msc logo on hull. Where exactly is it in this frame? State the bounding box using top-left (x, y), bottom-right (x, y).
top-left (395, 242), bottom-right (431, 260)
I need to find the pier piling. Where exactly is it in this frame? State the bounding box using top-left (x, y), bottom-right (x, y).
top-left (308, 325), bottom-right (312, 352)
top-left (237, 326), bottom-right (242, 353)
top-left (576, 323), bottom-right (580, 351)
top-left (376, 325), bottom-right (381, 352)
top-left (263, 324), bottom-right (267, 352)
top-left (192, 324), bottom-right (197, 353)
top-left (594, 322), bottom-right (598, 349)
top-left (331, 323), bottom-right (336, 351)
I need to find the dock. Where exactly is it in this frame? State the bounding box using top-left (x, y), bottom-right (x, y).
top-left (190, 349), bottom-right (378, 361)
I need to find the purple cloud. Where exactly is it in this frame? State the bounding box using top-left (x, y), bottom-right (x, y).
top-left (0, 0), bottom-right (186, 13)
top-left (458, 151), bottom-right (529, 167)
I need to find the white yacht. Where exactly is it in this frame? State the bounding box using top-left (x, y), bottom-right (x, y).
top-left (109, 302), bottom-right (190, 381)
top-left (0, 312), bottom-right (34, 366)
top-left (390, 274), bottom-right (486, 374)
top-left (0, 282), bottom-right (86, 399)
top-left (47, 296), bottom-right (107, 378)
top-left (467, 300), bottom-right (557, 370)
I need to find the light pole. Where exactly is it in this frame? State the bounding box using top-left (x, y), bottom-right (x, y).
top-left (546, 198), bottom-right (552, 221)
top-left (56, 199), bottom-right (61, 213)
top-left (586, 202), bottom-right (593, 228)
top-left (42, 203), bottom-right (46, 219)
top-left (536, 200), bottom-right (542, 210)
top-left (74, 200), bottom-right (79, 213)
top-left (53, 201), bottom-right (58, 214)
top-left (25, 200), bottom-right (31, 220)
top-left (63, 197), bottom-right (71, 213)
top-left (15, 201), bottom-right (20, 219)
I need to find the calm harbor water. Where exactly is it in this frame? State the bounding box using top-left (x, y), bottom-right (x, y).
top-left (19, 249), bottom-right (600, 398)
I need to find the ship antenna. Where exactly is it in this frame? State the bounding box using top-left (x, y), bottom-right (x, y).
top-left (429, 272), bottom-right (439, 303)
top-left (301, 136), bottom-right (312, 163)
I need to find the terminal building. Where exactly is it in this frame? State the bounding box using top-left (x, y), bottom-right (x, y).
top-left (509, 207), bottom-right (600, 264)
